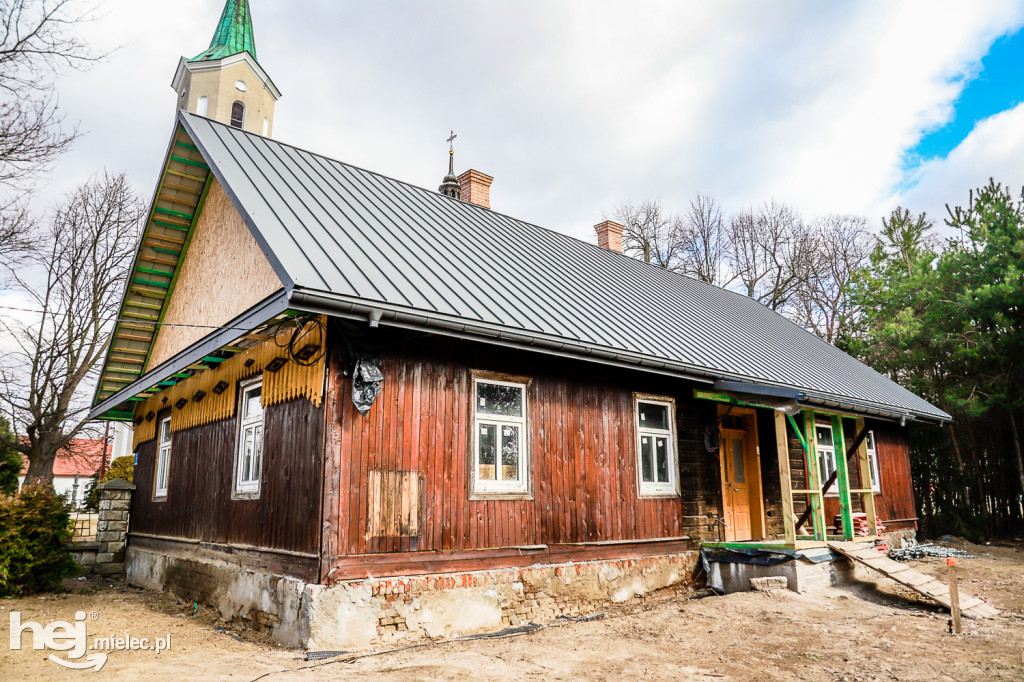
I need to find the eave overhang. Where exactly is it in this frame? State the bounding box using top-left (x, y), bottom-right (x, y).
top-left (170, 53), bottom-right (282, 101)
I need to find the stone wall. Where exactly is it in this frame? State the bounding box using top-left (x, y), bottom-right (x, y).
top-left (127, 547), bottom-right (699, 650)
top-left (71, 479), bottom-right (134, 576)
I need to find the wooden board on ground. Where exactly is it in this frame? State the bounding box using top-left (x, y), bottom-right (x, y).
top-left (828, 541), bottom-right (1001, 620)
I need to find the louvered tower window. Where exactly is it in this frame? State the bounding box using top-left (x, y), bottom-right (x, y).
top-left (231, 101), bottom-right (245, 128)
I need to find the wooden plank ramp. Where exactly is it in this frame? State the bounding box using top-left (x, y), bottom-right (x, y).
top-left (828, 541), bottom-right (1001, 620)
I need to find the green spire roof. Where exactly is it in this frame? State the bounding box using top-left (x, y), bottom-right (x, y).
top-left (189, 0), bottom-right (258, 64)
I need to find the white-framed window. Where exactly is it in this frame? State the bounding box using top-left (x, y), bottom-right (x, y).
top-left (234, 378), bottom-right (264, 496)
top-left (635, 396), bottom-right (679, 497)
top-left (472, 377), bottom-right (528, 496)
top-left (196, 95), bottom-right (209, 117)
top-left (154, 416), bottom-right (171, 499)
top-left (816, 422), bottom-right (837, 486)
top-left (866, 430), bottom-right (882, 493)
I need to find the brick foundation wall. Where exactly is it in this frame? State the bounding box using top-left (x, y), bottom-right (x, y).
top-left (357, 553), bottom-right (699, 638)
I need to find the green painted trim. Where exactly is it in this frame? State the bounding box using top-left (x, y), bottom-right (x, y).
top-left (202, 356), bottom-right (227, 363)
top-left (786, 413), bottom-right (808, 452)
top-left (132, 277), bottom-right (171, 289)
top-left (153, 219), bottom-right (190, 232)
top-left (170, 155), bottom-right (210, 170)
top-left (151, 246), bottom-right (181, 256)
top-left (175, 142), bottom-right (200, 152)
top-left (97, 411), bottom-right (134, 421)
top-left (831, 414), bottom-right (855, 540)
top-left (154, 206), bottom-right (194, 221)
top-left (137, 267), bottom-right (175, 278)
top-left (701, 541), bottom-right (796, 550)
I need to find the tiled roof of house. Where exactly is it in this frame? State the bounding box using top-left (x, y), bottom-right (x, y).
top-left (20, 439), bottom-right (111, 477)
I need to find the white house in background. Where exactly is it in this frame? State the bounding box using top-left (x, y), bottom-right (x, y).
top-left (111, 422), bottom-right (134, 462)
top-left (18, 438), bottom-right (111, 509)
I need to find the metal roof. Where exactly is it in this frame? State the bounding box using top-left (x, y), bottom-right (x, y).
top-left (175, 112), bottom-right (949, 423)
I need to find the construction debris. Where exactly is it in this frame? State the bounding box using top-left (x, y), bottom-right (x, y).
top-left (888, 544), bottom-right (975, 562)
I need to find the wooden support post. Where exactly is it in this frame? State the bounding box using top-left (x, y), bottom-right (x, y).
top-left (832, 415), bottom-right (855, 540)
top-left (947, 558), bottom-right (962, 634)
top-left (802, 410), bottom-right (827, 542)
top-left (854, 417), bottom-right (878, 537)
top-left (775, 412), bottom-right (797, 547)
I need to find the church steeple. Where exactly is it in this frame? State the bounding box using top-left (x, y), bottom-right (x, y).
top-left (190, 0), bottom-right (259, 64)
top-left (171, 0), bottom-right (281, 137)
top-left (439, 131), bottom-right (461, 200)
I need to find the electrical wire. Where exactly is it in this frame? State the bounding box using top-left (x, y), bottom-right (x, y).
top-left (0, 304), bottom-right (271, 333)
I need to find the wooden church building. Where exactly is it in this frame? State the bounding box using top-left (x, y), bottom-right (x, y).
top-left (90, 1), bottom-right (949, 649)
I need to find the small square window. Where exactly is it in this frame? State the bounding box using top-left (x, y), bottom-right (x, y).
top-left (635, 396), bottom-right (678, 497)
top-left (472, 378), bottom-right (528, 496)
top-left (234, 378), bottom-right (264, 497)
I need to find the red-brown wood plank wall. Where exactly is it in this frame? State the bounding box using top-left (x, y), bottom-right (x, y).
top-left (323, 337), bottom-right (688, 560)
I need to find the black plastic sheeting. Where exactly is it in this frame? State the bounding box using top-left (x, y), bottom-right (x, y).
top-left (700, 546), bottom-right (836, 578)
top-left (351, 357), bottom-right (384, 415)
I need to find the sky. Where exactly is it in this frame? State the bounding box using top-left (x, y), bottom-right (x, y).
top-left (5, 0), bottom-right (1024, 413)
top-left (34, 0), bottom-right (1024, 242)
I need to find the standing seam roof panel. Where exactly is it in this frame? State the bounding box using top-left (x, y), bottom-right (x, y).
top-left (179, 113), bottom-right (950, 421)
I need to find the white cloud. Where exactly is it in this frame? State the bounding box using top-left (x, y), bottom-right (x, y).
top-left (893, 102), bottom-right (1024, 225)
top-left (32, 0), bottom-right (1024, 242)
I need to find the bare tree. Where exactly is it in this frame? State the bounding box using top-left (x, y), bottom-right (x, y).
top-left (728, 200), bottom-right (817, 312)
top-left (0, 0), bottom-right (103, 255)
top-left (677, 194), bottom-right (730, 286)
top-left (0, 172), bottom-right (143, 485)
top-left (612, 199), bottom-right (681, 268)
top-left (793, 214), bottom-right (871, 344)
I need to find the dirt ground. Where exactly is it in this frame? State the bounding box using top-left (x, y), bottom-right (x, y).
top-left (2, 539), bottom-right (1022, 681)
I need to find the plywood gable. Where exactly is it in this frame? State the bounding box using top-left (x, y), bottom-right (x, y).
top-left (145, 178), bottom-right (283, 371)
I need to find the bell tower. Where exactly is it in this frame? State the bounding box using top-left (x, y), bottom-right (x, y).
top-left (171, 0), bottom-right (281, 137)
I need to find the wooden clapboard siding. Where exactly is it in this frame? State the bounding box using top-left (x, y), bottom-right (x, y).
top-left (870, 423), bottom-right (917, 529)
top-left (130, 395), bottom-right (324, 571)
top-left (321, 334), bottom-right (695, 579)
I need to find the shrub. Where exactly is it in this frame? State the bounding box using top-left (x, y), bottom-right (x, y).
top-left (0, 417), bottom-right (20, 497)
top-left (101, 455), bottom-right (134, 485)
top-left (84, 456), bottom-right (134, 510)
top-left (0, 486), bottom-right (78, 596)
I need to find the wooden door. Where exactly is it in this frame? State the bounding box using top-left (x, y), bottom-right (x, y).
top-left (722, 429), bottom-right (752, 541)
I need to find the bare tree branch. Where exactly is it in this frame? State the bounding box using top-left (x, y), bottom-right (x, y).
top-left (0, 171), bottom-right (142, 485)
top-left (612, 199), bottom-right (681, 268)
top-left (677, 194), bottom-right (730, 286)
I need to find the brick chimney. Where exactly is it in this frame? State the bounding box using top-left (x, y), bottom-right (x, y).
top-left (458, 169), bottom-right (493, 209)
top-left (595, 220), bottom-right (625, 253)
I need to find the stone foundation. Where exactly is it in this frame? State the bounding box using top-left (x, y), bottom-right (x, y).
top-left (127, 547), bottom-right (698, 650)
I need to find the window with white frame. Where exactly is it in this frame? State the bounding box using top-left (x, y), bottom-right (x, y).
top-left (816, 422), bottom-right (837, 486)
top-left (234, 379), bottom-right (264, 495)
top-left (154, 416), bottom-right (172, 499)
top-left (472, 378), bottom-right (528, 495)
top-left (635, 397), bottom-right (678, 496)
top-left (866, 430), bottom-right (882, 492)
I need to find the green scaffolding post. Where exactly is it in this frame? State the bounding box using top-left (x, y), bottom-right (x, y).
top-left (832, 415), bottom-right (855, 540)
